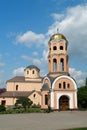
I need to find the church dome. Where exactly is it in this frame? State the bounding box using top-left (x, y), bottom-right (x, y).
top-left (24, 65), bottom-right (40, 71)
top-left (49, 33), bottom-right (67, 42)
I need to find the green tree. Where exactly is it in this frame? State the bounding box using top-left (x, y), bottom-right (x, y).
top-left (0, 105), bottom-right (6, 112)
top-left (77, 86), bottom-right (87, 109)
top-left (85, 78), bottom-right (87, 87)
top-left (15, 97), bottom-right (33, 110)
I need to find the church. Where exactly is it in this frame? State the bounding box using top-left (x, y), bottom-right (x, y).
top-left (0, 33), bottom-right (78, 110)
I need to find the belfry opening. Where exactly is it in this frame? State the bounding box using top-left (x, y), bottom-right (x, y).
top-left (53, 59), bottom-right (57, 72)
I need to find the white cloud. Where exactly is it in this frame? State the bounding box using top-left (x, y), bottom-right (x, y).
top-left (16, 31), bottom-right (45, 47)
top-left (47, 5), bottom-right (87, 58)
top-left (51, 13), bottom-right (64, 21)
top-left (13, 67), bottom-right (24, 76)
top-left (33, 52), bottom-right (38, 56)
top-left (32, 59), bottom-right (42, 66)
top-left (0, 70), bottom-right (5, 87)
top-left (21, 55), bottom-right (31, 61)
top-left (69, 68), bottom-right (87, 86)
top-left (42, 50), bottom-right (48, 61)
top-left (0, 70), bottom-right (4, 78)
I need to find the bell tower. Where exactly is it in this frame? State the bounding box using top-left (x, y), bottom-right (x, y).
top-left (48, 33), bottom-right (69, 77)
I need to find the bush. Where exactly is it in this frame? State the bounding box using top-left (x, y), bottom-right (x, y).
top-left (32, 104), bottom-right (41, 108)
top-left (0, 105), bottom-right (6, 112)
top-left (25, 108), bottom-right (41, 113)
top-left (15, 97), bottom-right (33, 110)
top-left (78, 86), bottom-right (87, 109)
top-left (0, 107), bottom-right (41, 114)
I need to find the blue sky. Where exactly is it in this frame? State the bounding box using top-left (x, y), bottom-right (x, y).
top-left (0, 0), bottom-right (87, 88)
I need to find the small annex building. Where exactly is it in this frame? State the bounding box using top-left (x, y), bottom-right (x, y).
top-left (0, 65), bottom-right (42, 107)
top-left (0, 33), bottom-right (78, 110)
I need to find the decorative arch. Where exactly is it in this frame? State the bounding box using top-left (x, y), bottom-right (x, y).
top-left (52, 75), bottom-right (77, 90)
top-left (56, 93), bottom-right (74, 109)
top-left (42, 76), bottom-right (51, 88)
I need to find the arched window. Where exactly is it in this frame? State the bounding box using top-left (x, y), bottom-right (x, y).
top-left (63, 82), bottom-right (66, 89)
top-left (27, 70), bottom-right (29, 74)
top-left (60, 58), bottom-right (64, 71)
top-left (16, 85), bottom-right (18, 91)
top-left (32, 70), bottom-right (35, 74)
top-left (67, 83), bottom-right (70, 89)
top-left (45, 95), bottom-right (48, 105)
top-left (53, 46), bottom-right (57, 50)
top-left (33, 94), bottom-right (36, 98)
top-left (60, 46), bottom-right (63, 50)
top-left (59, 83), bottom-right (61, 88)
top-left (53, 59), bottom-right (57, 72)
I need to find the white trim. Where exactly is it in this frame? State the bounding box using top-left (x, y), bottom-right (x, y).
top-left (56, 93), bottom-right (73, 109)
top-left (50, 91), bottom-right (54, 108)
top-left (75, 90), bottom-right (78, 108)
top-left (52, 75), bottom-right (77, 90)
top-left (42, 76), bottom-right (51, 87)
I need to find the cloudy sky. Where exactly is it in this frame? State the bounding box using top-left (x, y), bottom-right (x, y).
top-left (0, 0), bottom-right (87, 88)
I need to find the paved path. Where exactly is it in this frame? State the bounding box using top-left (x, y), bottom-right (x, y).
top-left (0, 111), bottom-right (87, 130)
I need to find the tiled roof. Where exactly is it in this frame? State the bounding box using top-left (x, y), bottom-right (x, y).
top-left (0, 88), bottom-right (6, 94)
top-left (6, 76), bottom-right (43, 83)
top-left (0, 90), bottom-right (41, 98)
top-left (41, 83), bottom-right (49, 91)
top-left (7, 76), bottom-right (25, 82)
top-left (46, 74), bottom-right (55, 85)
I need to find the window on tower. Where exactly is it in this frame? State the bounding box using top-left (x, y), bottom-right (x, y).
top-left (60, 58), bottom-right (64, 71)
top-left (53, 46), bottom-right (57, 50)
top-left (32, 70), bottom-right (35, 74)
top-left (53, 59), bottom-right (57, 72)
top-left (60, 46), bottom-right (63, 50)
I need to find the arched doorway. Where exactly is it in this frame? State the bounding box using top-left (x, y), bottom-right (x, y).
top-left (59, 95), bottom-right (69, 110)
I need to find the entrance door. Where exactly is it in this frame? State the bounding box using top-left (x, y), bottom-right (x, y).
top-left (59, 95), bottom-right (69, 110)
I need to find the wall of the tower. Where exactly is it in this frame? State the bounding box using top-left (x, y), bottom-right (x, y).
top-left (48, 39), bottom-right (69, 76)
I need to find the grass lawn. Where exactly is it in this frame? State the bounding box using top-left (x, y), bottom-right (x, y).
top-left (68, 128), bottom-right (87, 130)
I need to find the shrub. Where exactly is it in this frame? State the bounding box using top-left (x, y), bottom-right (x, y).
top-left (0, 105), bottom-right (6, 112)
top-left (32, 104), bottom-right (41, 108)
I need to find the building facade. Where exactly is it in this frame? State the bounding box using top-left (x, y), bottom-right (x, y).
top-left (0, 33), bottom-right (78, 110)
